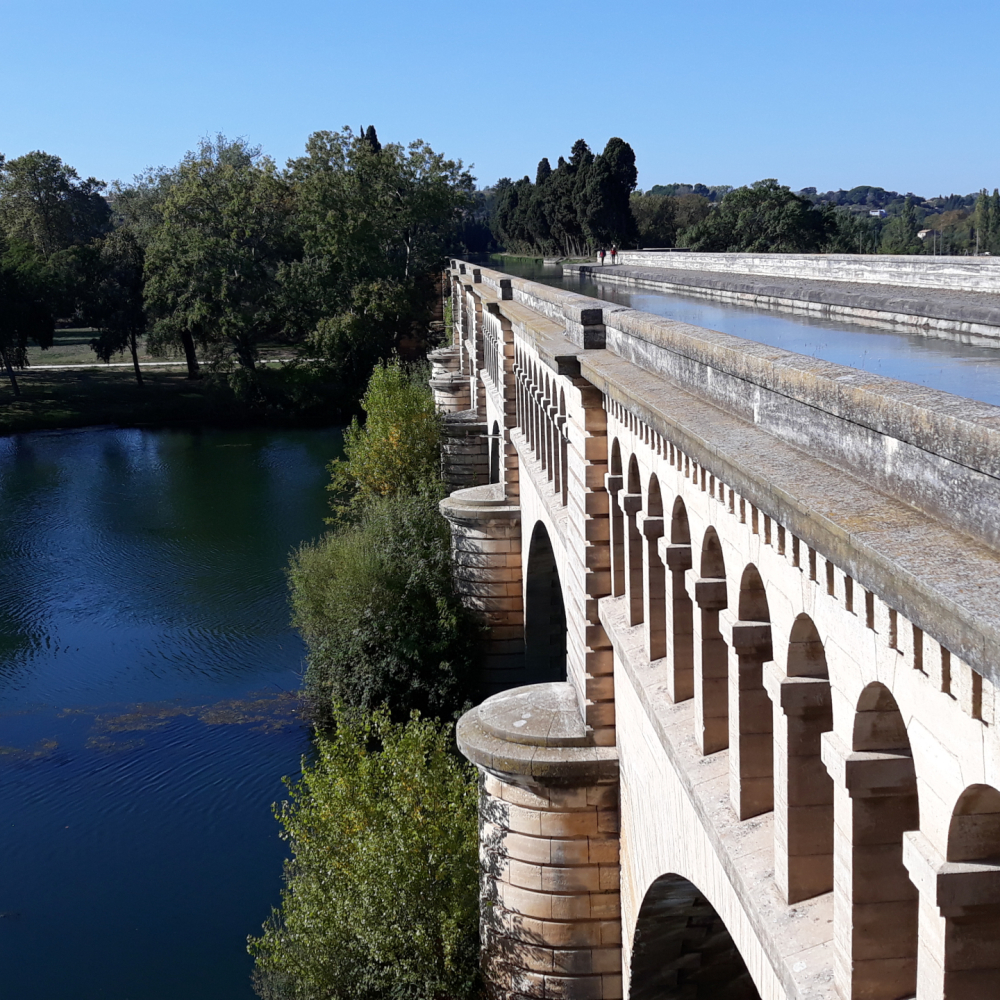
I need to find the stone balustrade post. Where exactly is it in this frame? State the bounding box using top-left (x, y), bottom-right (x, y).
top-left (904, 830), bottom-right (1000, 1000)
top-left (726, 620), bottom-right (773, 820)
top-left (658, 539), bottom-right (694, 703)
top-left (822, 733), bottom-right (919, 1000)
top-left (636, 513), bottom-right (666, 662)
top-left (621, 494), bottom-right (644, 628)
top-left (690, 573), bottom-right (728, 755)
top-left (763, 666), bottom-right (834, 904)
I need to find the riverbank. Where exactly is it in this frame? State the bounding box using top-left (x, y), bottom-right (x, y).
top-left (0, 362), bottom-right (345, 436)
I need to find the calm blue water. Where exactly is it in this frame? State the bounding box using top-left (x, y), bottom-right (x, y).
top-left (0, 426), bottom-right (341, 999)
top-left (493, 259), bottom-right (1000, 407)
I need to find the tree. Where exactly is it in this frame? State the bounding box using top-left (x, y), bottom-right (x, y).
top-left (579, 137), bottom-right (639, 248)
top-left (248, 708), bottom-right (481, 1000)
top-left (143, 135), bottom-right (299, 376)
top-left (284, 128), bottom-right (474, 396)
top-left (681, 179), bottom-right (834, 252)
top-left (630, 192), bottom-right (677, 247)
top-left (83, 228), bottom-right (147, 384)
top-left (879, 195), bottom-right (921, 254)
top-left (330, 359), bottom-right (441, 504)
top-left (0, 237), bottom-right (55, 396)
top-left (0, 151), bottom-right (111, 257)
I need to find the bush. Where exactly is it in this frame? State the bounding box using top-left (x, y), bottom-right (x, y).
top-left (289, 492), bottom-right (480, 721)
top-left (330, 358), bottom-right (442, 505)
top-left (249, 708), bottom-right (482, 1000)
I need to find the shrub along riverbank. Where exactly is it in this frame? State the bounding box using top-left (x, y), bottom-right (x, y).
top-left (249, 359), bottom-right (484, 1000)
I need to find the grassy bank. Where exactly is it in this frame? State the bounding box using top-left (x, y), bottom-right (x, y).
top-left (0, 368), bottom-right (223, 434)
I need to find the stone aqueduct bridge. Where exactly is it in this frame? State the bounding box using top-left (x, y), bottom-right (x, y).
top-left (429, 261), bottom-right (1000, 1000)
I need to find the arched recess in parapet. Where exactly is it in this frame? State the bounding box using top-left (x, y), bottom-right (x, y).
top-left (629, 873), bottom-right (761, 1000)
top-left (609, 440), bottom-right (625, 597)
top-left (942, 784), bottom-right (1000, 996)
top-left (523, 521), bottom-right (567, 684)
top-left (625, 456), bottom-right (644, 627)
top-left (696, 528), bottom-right (728, 755)
top-left (644, 476), bottom-right (667, 661)
top-left (776, 614), bottom-right (833, 903)
top-left (667, 498), bottom-right (694, 701)
top-left (489, 421), bottom-right (500, 485)
top-left (731, 565), bottom-right (773, 820)
top-left (558, 389), bottom-right (567, 505)
top-left (844, 683), bottom-right (919, 1000)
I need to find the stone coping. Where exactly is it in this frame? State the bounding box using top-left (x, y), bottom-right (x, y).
top-left (457, 682), bottom-right (619, 784)
top-left (580, 347), bottom-right (1000, 687)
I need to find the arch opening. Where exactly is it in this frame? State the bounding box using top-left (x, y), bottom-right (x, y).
top-left (840, 683), bottom-right (919, 1000)
top-left (696, 528), bottom-right (728, 755)
top-left (941, 784), bottom-right (1000, 997)
top-left (644, 476), bottom-right (667, 661)
top-left (489, 420), bottom-right (500, 485)
top-left (730, 565), bottom-right (773, 820)
top-left (625, 455), bottom-right (644, 627)
top-left (666, 497), bottom-right (694, 701)
top-left (609, 440), bottom-right (625, 597)
top-left (630, 873), bottom-right (761, 1000)
top-left (776, 614), bottom-right (833, 903)
top-left (523, 521), bottom-right (567, 684)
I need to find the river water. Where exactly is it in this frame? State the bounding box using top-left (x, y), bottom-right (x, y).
top-left (0, 426), bottom-right (340, 999)
top-left (492, 259), bottom-right (1000, 407)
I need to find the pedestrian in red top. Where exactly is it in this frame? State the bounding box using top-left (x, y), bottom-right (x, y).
top-left (610, 245), bottom-right (618, 265)
top-left (599, 248), bottom-right (606, 265)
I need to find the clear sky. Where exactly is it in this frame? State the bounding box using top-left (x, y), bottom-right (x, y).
top-left (1, 0), bottom-right (996, 197)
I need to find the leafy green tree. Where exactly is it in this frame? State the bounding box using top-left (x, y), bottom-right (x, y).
top-left (249, 707), bottom-right (481, 1000)
top-left (579, 137), bottom-right (639, 248)
top-left (879, 195), bottom-right (921, 254)
top-left (330, 359), bottom-right (441, 503)
top-left (630, 192), bottom-right (678, 247)
top-left (83, 228), bottom-right (147, 384)
top-left (681, 179), bottom-right (834, 252)
top-left (0, 237), bottom-right (55, 396)
top-left (288, 492), bottom-right (480, 720)
top-left (0, 151), bottom-right (111, 257)
top-left (143, 135), bottom-right (300, 376)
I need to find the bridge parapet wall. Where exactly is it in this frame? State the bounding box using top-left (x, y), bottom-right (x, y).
top-left (442, 260), bottom-right (1000, 1000)
top-left (617, 251), bottom-right (1000, 294)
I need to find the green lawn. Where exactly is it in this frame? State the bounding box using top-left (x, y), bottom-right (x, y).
top-left (0, 368), bottom-right (223, 435)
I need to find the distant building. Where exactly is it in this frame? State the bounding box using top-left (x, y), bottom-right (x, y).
top-left (869, 209), bottom-right (887, 218)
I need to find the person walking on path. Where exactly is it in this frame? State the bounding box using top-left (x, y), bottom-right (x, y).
top-left (599, 248), bottom-right (606, 265)
top-left (610, 245), bottom-right (618, 264)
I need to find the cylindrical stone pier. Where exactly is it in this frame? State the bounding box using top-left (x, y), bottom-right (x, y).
top-left (457, 683), bottom-right (622, 1000)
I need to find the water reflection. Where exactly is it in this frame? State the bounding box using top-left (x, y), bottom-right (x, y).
top-left (0, 426), bottom-right (341, 1000)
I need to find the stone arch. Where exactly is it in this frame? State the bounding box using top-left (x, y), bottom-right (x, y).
top-left (644, 475), bottom-right (667, 661)
top-left (489, 420), bottom-right (500, 485)
top-left (608, 439), bottom-right (625, 597)
top-left (836, 683), bottom-right (919, 1000)
top-left (665, 497), bottom-right (694, 702)
top-left (940, 784), bottom-right (1000, 996)
top-left (523, 521), bottom-right (567, 684)
top-left (775, 614), bottom-right (833, 903)
top-left (695, 528), bottom-right (728, 755)
top-left (629, 873), bottom-right (761, 1000)
top-left (729, 565), bottom-right (773, 820)
top-left (624, 455), bottom-right (644, 627)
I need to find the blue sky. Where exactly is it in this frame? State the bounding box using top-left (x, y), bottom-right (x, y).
top-left (1, 0), bottom-right (995, 196)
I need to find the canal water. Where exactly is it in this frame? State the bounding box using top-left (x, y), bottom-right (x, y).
top-left (0, 426), bottom-right (340, 999)
top-left (492, 259), bottom-right (1000, 407)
